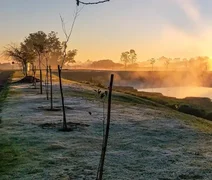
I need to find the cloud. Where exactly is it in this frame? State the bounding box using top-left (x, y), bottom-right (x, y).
top-left (174, 0), bottom-right (201, 24)
top-left (152, 0), bottom-right (212, 58)
top-left (157, 23), bottom-right (212, 58)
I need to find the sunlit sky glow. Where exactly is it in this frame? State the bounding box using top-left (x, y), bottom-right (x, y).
top-left (1, 0), bottom-right (212, 62)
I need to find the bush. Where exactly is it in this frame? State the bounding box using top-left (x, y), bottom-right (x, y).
top-left (178, 104), bottom-right (206, 118)
top-left (205, 112), bottom-right (212, 121)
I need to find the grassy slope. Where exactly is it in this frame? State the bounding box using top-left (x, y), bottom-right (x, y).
top-left (52, 70), bottom-right (212, 122)
top-left (64, 84), bottom-right (212, 133)
top-left (1, 70), bottom-right (212, 176)
top-left (115, 89), bottom-right (212, 132)
top-left (0, 71), bottom-right (20, 174)
top-left (0, 70), bottom-right (79, 175)
top-left (124, 90), bottom-right (212, 118)
top-left (54, 70), bottom-right (212, 133)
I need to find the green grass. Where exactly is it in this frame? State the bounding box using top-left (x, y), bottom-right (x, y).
top-left (0, 76), bottom-right (12, 124)
top-left (117, 89), bottom-right (212, 121)
top-left (0, 138), bottom-right (23, 174)
top-left (64, 88), bottom-right (95, 101)
top-left (175, 113), bottom-right (212, 133)
top-left (0, 85), bottom-right (10, 104)
top-left (0, 72), bottom-right (24, 174)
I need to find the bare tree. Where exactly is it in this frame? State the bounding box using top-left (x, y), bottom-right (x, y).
top-left (164, 58), bottom-right (171, 71)
top-left (120, 51), bottom-right (130, 71)
top-left (4, 43), bottom-right (36, 76)
top-left (60, 7), bottom-right (82, 68)
top-left (59, 6), bottom-right (81, 130)
top-left (74, 2), bottom-right (113, 179)
top-left (150, 58), bottom-right (156, 71)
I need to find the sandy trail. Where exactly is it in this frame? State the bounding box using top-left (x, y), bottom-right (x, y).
top-left (0, 80), bottom-right (212, 180)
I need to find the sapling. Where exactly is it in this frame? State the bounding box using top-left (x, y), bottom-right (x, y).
top-left (94, 89), bottom-right (108, 137)
top-left (44, 52), bottom-right (49, 100)
top-left (59, 6), bottom-right (82, 130)
top-left (93, 88), bottom-right (108, 179)
top-left (95, 74), bottom-right (114, 180)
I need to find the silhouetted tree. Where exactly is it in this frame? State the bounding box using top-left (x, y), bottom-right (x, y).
top-left (120, 51), bottom-right (130, 70)
top-left (58, 7), bottom-right (80, 130)
top-left (24, 31), bottom-right (48, 94)
top-left (129, 49), bottom-right (137, 64)
top-left (164, 58), bottom-right (170, 70)
top-left (4, 43), bottom-right (36, 76)
top-left (150, 58), bottom-right (155, 71)
top-left (63, 49), bottom-right (77, 66)
top-left (120, 49), bottom-right (137, 70)
top-left (24, 31), bottom-right (47, 68)
top-left (47, 31), bottom-right (63, 67)
top-left (24, 31), bottom-right (63, 68)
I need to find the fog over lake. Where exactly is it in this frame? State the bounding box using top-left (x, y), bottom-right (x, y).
top-left (138, 86), bottom-right (212, 99)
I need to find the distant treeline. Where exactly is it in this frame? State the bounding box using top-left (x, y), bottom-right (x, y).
top-left (70, 56), bottom-right (209, 72)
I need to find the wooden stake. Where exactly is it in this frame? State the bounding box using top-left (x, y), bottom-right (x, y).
top-left (97, 74), bottom-right (114, 180)
top-left (58, 65), bottom-right (67, 130)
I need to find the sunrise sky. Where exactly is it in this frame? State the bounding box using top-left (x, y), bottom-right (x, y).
top-left (1, 0), bottom-right (212, 62)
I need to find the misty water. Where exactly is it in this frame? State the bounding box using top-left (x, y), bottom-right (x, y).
top-left (138, 86), bottom-right (212, 99)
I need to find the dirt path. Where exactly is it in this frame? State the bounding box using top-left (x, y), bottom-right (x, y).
top-left (0, 80), bottom-right (212, 180)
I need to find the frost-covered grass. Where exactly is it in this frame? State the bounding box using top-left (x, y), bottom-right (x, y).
top-left (0, 72), bottom-right (212, 179)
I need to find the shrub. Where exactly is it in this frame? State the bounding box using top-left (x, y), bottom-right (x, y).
top-left (205, 112), bottom-right (212, 121)
top-left (178, 104), bottom-right (206, 118)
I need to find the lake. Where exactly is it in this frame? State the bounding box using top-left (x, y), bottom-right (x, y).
top-left (138, 86), bottom-right (212, 99)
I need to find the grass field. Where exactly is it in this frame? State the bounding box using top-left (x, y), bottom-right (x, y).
top-left (53, 70), bottom-right (212, 122)
top-left (0, 71), bottom-right (212, 179)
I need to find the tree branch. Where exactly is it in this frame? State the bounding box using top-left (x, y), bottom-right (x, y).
top-left (76, 0), bottom-right (110, 6)
top-left (60, 6), bottom-right (81, 68)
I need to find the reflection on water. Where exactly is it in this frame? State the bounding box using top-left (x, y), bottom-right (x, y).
top-left (138, 87), bottom-right (212, 99)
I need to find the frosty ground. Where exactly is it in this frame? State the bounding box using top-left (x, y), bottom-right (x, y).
top-left (0, 74), bottom-right (212, 180)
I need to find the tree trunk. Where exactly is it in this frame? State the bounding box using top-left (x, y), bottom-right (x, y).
top-left (58, 65), bottom-right (67, 130)
top-left (97, 74), bottom-right (114, 180)
top-left (23, 63), bottom-right (27, 77)
top-left (34, 71), bottom-right (37, 89)
top-left (33, 65), bottom-right (37, 89)
top-left (40, 69), bottom-right (43, 94)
